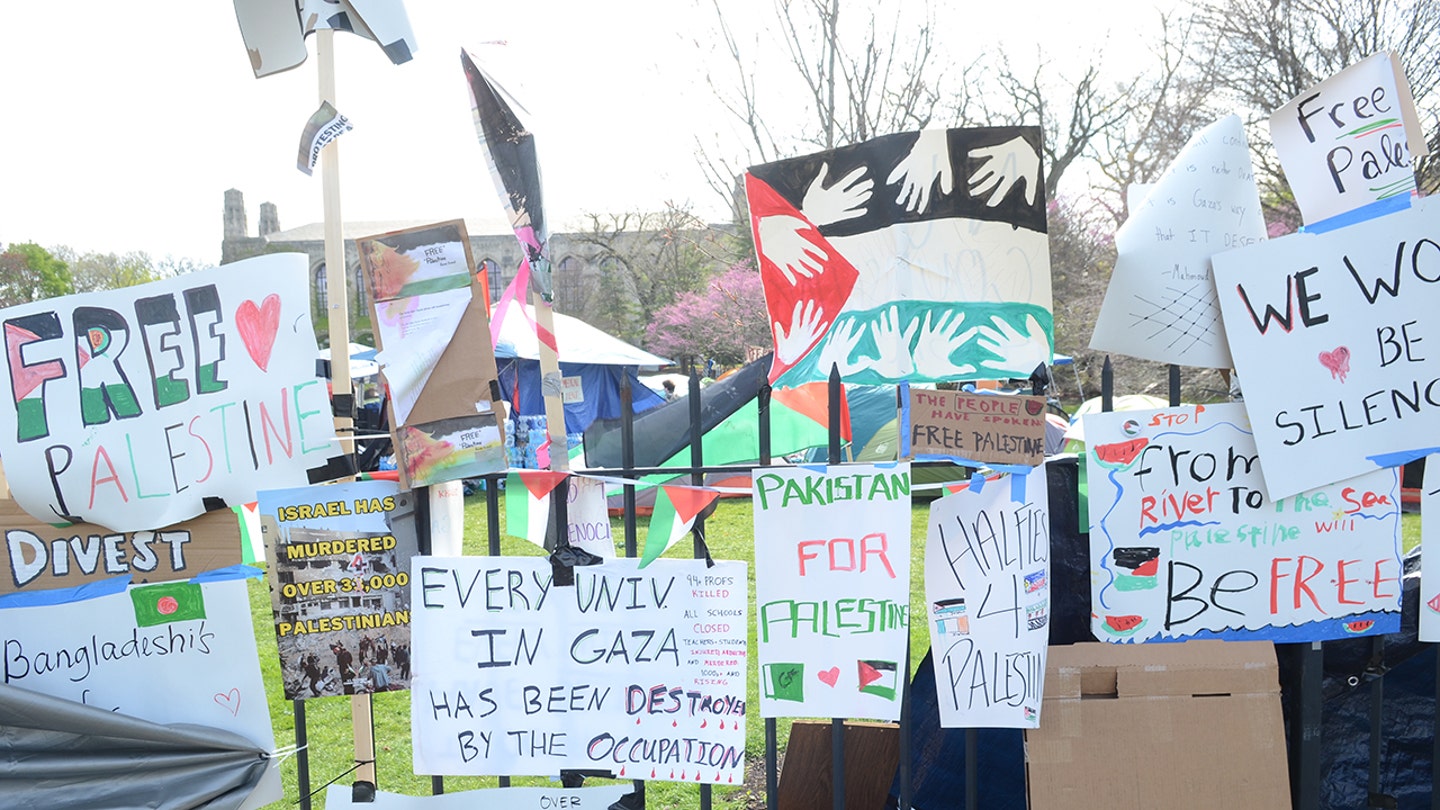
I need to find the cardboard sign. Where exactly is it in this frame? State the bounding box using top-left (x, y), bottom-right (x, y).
top-left (0, 502), bottom-right (241, 596)
top-left (0, 254), bottom-right (338, 532)
top-left (752, 463), bottom-right (912, 720)
top-left (410, 557), bottom-right (748, 783)
top-left (906, 389), bottom-right (1047, 467)
top-left (1420, 455), bottom-right (1440, 642)
top-left (324, 785), bottom-right (632, 809)
top-left (925, 466), bottom-right (1049, 728)
top-left (0, 578), bottom-right (281, 807)
top-left (1213, 199), bottom-right (1440, 499)
top-left (1089, 115), bottom-right (1268, 368)
top-left (1084, 403), bottom-right (1401, 642)
top-left (1269, 52), bottom-right (1427, 226)
top-left (358, 221), bottom-right (508, 489)
top-left (746, 128), bottom-right (1052, 385)
top-left (256, 479), bottom-right (419, 700)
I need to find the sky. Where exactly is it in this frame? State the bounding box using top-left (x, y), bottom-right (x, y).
top-left (0, 1), bottom-right (1175, 266)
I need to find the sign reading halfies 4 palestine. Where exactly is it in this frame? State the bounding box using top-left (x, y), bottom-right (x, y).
top-left (410, 557), bottom-right (748, 784)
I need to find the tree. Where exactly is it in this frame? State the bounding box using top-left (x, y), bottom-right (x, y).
top-left (53, 247), bottom-right (166, 293)
top-left (0, 243), bottom-right (72, 305)
top-left (645, 263), bottom-right (769, 367)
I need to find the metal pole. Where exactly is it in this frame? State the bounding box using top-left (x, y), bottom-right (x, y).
top-left (1101, 356), bottom-right (1114, 413)
top-left (827, 364), bottom-right (845, 810)
top-left (757, 383), bottom-right (779, 810)
top-left (485, 479), bottom-right (507, 789)
top-left (685, 370), bottom-right (711, 810)
top-left (295, 699), bottom-right (311, 810)
top-left (1296, 641), bottom-right (1323, 810)
top-left (1168, 364), bottom-right (1181, 406)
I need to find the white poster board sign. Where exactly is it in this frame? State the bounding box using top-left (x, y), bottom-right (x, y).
top-left (1269, 52), bottom-right (1427, 226)
top-left (925, 466), bottom-right (1049, 728)
top-left (0, 578), bottom-right (281, 807)
top-left (1090, 115), bottom-right (1267, 367)
top-left (324, 784), bottom-right (631, 809)
top-left (411, 557), bottom-right (748, 784)
top-left (0, 254), bottom-right (337, 531)
top-left (753, 463), bottom-right (912, 720)
top-left (567, 476), bottom-right (618, 559)
top-left (1213, 200), bottom-right (1440, 499)
top-left (1085, 403), bottom-right (1401, 642)
top-left (1421, 456), bottom-right (1440, 642)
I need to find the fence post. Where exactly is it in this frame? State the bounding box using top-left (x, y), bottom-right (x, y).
top-left (1296, 641), bottom-right (1323, 810)
top-left (827, 364), bottom-right (846, 810)
top-left (687, 370), bottom-right (713, 810)
top-left (295, 699), bottom-right (311, 810)
top-left (759, 383), bottom-right (780, 810)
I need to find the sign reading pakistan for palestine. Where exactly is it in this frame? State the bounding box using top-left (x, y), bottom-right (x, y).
top-left (752, 463), bottom-right (912, 721)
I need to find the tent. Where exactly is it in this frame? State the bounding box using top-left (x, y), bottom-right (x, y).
top-left (494, 305), bottom-right (671, 466)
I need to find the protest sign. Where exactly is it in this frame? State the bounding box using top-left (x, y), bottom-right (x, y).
top-left (925, 466), bottom-right (1049, 727)
top-left (1213, 199), bottom-right (1440, 499)
top-left (324, 784), bottom-right (631, 809)
top-left (746, 128), bottom-right (1052, 385)
top-left (1269, 52), bottom-right (1427, 227)
top-left (1089, 115), bottom-right (1267, 367)
top-left (0, 501), bottom-right (240, 596)
top-left (0, 578), bottom-right (280, 807)
top-left (0, 254), bottom-right (339, 532)
top-left (257, 479), bottom-right (418, 699)
top-left (905, 388), bottom-right (1047, 467)
top-left (1421, 456), bottom-right (1440, 642)
top-left (753, 463), bottom-right (912, 720)
top-left (1085, 403), bottom-right (1401, 643)
top-left (411, 557), bottom-right (748, 783)
top-left (567, 475), bottom-right (618, 558)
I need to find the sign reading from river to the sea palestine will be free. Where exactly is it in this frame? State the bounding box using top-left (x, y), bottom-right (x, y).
top-left (752, 463), bottom-right (912, 721)
top-left (1085, 403), bottom-right (1401, 643)
top-left (410, 557), bottom-right (748, 785)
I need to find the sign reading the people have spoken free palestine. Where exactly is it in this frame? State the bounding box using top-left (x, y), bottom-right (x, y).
top-left (0, 254), bottom-right (338, 532)
top-left (1085, 403), bottom-right (1401, 643)
top-left (411, 557), bottom-right (748, 784)
top-left (926, 466), bottom-right (1049, 728)
top-left (752, 463), bottom-right (911, 720)
top-left (1213, 199), bottom-right (1440, 500)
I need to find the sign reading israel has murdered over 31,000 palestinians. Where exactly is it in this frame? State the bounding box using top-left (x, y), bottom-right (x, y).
top-left (411, 557), bottom-right (748, 785)
top-left (753, 463), bottom-right (912, 721)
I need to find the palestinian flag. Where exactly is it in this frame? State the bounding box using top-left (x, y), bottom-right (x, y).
top-left (506, 470), bottom-right (569, 547)
top-left (130, 582), bottom-right (206, 628)
top-left (640, 485), bottom-right (720, 568)
top-left (857, 659), bottom-right (899, 700)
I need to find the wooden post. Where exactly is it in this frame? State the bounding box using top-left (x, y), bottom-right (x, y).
top-left (531, 290), bottom-right (569, 473)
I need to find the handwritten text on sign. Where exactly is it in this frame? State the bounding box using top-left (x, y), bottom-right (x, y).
top-left (753, 463), bottom-right (912, 720)
top-left (410, 557), bottom-right (748, 784)
top-left (1214, 200), bottom-right (1440, 499)
top-left (1085, 403), bottom-right (1401, 643)
top-left (908, 389), bottom-right (1047, 467)
top-left (0, 254), bottom-right (336, 531)
top-left (925, 466), bottom-right (1049, 728)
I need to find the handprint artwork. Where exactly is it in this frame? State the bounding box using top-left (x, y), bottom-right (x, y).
top-left (747, 127), bottom-right (1054, 385)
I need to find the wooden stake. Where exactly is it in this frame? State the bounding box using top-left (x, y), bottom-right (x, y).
top-left (532, 289), bottom-right (569, 473)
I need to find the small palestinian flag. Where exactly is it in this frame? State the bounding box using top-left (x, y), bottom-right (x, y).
top-left (506, 470), bottom-right (569, 548)
top-left (130, 582), bottom-right (206, 628)
top-left (640, 485), bottom-right (720, 568)
top-left (857, 659), bottom-right (898, 700)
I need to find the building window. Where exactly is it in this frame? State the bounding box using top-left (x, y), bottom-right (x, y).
top-left (314, 265), bottom-right (328, 312)
top-left (556, 256), bottom-right (582, 312)
top-left (478, 258), bottom-right (500, 302)
top-left (353, 263), bottom-right (368, 315)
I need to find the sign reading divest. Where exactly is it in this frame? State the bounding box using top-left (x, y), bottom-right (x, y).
top-left (0, 254), bottom-right (337, 532)
top-left (907, 388), bottom-right (1047, 467)
top-left (1213, 200), bottom-right (1440, 499)
top-left (752, 463), bottom-right (912, 720)
top-left (1085, 403), bottom-right (1401, 643)
top-left (925, 466), bottom-right (1050, 727)
top-left (411, 557), bottom-right (748, 784)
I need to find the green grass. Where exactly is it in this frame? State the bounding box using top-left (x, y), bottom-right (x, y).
top-left (252, 495), bottom-right (1426, 808)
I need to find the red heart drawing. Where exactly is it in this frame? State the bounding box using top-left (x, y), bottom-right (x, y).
top-left (214, 688), bottom-right (241, 716)
top-left (235, 295), bottom-right (282, 372)
top-left (1318, 346), bottom-right (1350, 382)
top-left (817, 666), bottom-right (841, 687)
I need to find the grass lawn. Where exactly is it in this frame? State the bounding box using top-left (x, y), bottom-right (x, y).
top-left (251, 492), bottom-right (1424, 809)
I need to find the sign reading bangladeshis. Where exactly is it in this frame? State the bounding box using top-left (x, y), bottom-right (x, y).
top-left (906, 388), bottom-right (1048, 467)
top-left (925, 466), bottom-right (1050, 728)
top-left (0, 254), bottom-right (338, 532)
top-left (256, 479), bottom-right (418, 700)
top-left (1085, 403), bottom-right (1401, 643)
top-left (411, 557), bottom-right (748, 784)
top-left (1213, 199), bottom-right (1440, 500)
top-left (746, 127), bottom-right (1052, 385)
top-left (752, 463), bottom-right (912, 720)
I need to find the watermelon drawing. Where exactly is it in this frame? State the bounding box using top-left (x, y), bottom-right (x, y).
top-left (1092, 438), bottom-right (1149, 471)
top-left (1025, 399), bottom-right (1045, 416)
top-left (1343, 619), bottom-right (1376, 634)
top-left (1101, 615), bottom-right (1147, 637)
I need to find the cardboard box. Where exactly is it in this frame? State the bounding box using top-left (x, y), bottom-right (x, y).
top-left (1025, 640), bottom-right (1290, 809)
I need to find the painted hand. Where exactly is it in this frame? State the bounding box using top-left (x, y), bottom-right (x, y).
top-left (802, 162), bottom-right (873, 226)
top-left (912, 310), bottom-right (979, 378)
top-left (758, 215), bottom-right (828, 285)
top-left (967, 135), bottom-right (1041, 207)
top-left (887, 129), bottom-right (954, 214)
top-left (773, 299), bottom-right (830, 366)
top-left (977, 314), bottom-right (1050, 373)
top-left (816, 318), bottom-right (871, 377)
top-left (868, 306), bottom-right (920, 377)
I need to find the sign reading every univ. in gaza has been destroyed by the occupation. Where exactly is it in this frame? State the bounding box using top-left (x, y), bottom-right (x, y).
top-left (753, 463), bottom-right (912, 721)
top-left (0, 254), bottom-right (338, 532)
top-left (1085, 403), bottom-right (1401, 643)
top-left (411, 557), bottom-right (748, 785)
top-left (906, 388), bottom-right (1048, 468)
